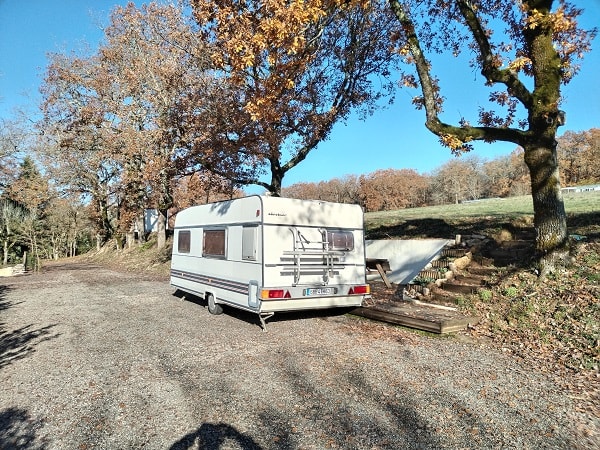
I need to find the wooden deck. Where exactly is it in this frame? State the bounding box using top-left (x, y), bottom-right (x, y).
top-left (350, 301), bottom-right (479, 334)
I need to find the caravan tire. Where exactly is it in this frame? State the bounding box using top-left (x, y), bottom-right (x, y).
top-left (207, 293), bottom-right (223, 315)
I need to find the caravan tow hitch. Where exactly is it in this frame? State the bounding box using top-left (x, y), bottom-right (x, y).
top-left (259, 312), bottom-right (275, 332)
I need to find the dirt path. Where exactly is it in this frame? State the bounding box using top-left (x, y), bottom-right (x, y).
top-left (0, 261), bottom-right (596, 449)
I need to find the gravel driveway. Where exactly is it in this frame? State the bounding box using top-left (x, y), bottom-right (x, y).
top-left (0, 261), bottom-right (596, 449)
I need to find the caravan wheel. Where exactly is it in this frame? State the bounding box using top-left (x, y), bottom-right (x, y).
top-left (206, 293), bottom-right (223, 315)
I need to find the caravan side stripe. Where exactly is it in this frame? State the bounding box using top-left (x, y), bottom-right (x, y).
top-left (170, 269), bottom-right (249, 295)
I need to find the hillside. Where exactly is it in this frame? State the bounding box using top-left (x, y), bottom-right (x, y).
top-left (81, 237), bottom-right (173, 279)
top-left (364, 192), bottom-right (600, 240)
top-left (365, 193), bottom-right (599, 419)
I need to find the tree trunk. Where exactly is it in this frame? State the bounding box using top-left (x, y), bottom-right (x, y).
top-left (135, 217), bottom-right (145, 242)
top-left (96, 195), bottom-right (113, 244)
top-left (51, 233), bottom-right (59, 260)
top-left (156, 209), bottom-right (167, 250)
top-left (3, 221), bottom-right (10, 266)
top-left (268, 157), bottom-right (284, 197)
top-left (126, 231), bottom-right (135, 249)
top-left (31, 233), bottom-right (40, 272)
top-left (3, 238), bottom-right (7, 266)
top-left (523, 142), bottom-right (569, 276)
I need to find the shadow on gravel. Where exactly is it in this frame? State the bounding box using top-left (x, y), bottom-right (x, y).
top-left (256, 357), bottom-right (449, 449)
top-left (174, 289), bottom-right (355, 329)
top-left (225, 306), bottom-right (354, 330)
top-left (170, 423), bottom-right (262, 449)
top-left (0, 324), bottom-right (59, 370)
top-left (0, 407), bottom-right (47, 449)
top-left (0, 285), bottom-right (11, 311)
top-left (173, 289), bottom-right (355, 328)
top-left (245, 349), bottom-right (568, 450)
top-left (0, 284), bottom-right (60, 369)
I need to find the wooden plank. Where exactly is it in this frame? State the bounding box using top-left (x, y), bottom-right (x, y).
top-left (439, 321), bottom-right (475, 334)
top-left (351, 307), bottom-right (442, 333)
top-left (366, 258), bottom-right (393, 288)
top-left (375, 263), bottom-right (393, 288)
top-left (366, 258), bottom-right (391, 271)
top-left (350, 304), bottom-right (479, 334)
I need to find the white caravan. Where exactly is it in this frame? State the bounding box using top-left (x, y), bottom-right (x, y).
top-left (170, 195), bottom-right (370, 329)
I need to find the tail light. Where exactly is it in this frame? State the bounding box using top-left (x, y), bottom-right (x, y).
top-left (260, 289), bottom-right (291, 300)
top-left (348, 285), bottom-right (370, 295)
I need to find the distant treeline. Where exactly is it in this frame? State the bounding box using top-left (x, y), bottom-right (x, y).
top-left (282, 129), bottom-right (600, 212)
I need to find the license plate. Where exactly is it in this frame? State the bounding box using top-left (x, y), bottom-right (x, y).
top-left (304, 287), bottom-right (337, 296)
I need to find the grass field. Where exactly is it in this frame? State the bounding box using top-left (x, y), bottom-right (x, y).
top-left (364, 191), bottom-right (600, 241)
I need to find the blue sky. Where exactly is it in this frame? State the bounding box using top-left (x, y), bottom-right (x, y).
top-left (1, 0), bottom-right (599, 191)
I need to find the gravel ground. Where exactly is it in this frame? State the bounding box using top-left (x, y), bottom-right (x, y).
top-left (0, 261), bottom-right (597, 450)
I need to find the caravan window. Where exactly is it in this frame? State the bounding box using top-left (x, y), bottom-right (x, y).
top-left (178, 230), bottom-right (191, 253)
top-left (327, 230), bottom-right (354, 251)
top-left (203, 229), bottom-right (226, 257)
top-left (242, 226), bottom-right (258, 261)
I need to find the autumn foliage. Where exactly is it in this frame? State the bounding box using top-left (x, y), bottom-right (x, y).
top-left (37, 0), bottom-right (402, 247)
top-left (40, 2), bottom-right (233, 247)
top-left (186, 0), bottom-right (400, 194)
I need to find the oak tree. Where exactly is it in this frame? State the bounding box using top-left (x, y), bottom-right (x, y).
top-left (428, 157), bottom-right (486, 205)
top-left (99, 2), bottom-right (214, 248)
top-left (41, 2), bottom-right (215, 249)
top-left (41, 52), bottom-right (122, 244)
top-left (5, 157), bottom-right (52, 270)
top-left (0, 199), bottom-right (28, 266)
top-left (0, 119), bottom-right (27, 194)
top-left (188, 0), bottom-right (400, 195)
top-left (360, 168), bottom-right (428, 211)
top-left (172, 171), bottom-right (244, 211)
top-left (483, 148), bottom-right (530, 198)
top-left (388, 0), bottom-right (596, 274)
top-left (557, 129), bottom-right (600, 186)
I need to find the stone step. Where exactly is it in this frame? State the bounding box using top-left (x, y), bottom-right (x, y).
top-left (441, 247), bottom-right (469, 258)
top-left (429, 291), bottom-right (461, 305)
top-left (430, 258), bottom-right (452, 269)
top-left (441, 282), bottom-right (482, 295)
top-left (417, 269), bottom-right (446, 280)
top-left (465, 266), bottom-right (498, 276)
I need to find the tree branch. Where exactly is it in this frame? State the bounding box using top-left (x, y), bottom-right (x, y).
top-left (389, 0), bottom-right (530, 148)
top-left (389, 0), bottom-right (440, 124)
top-left (456, 0), bottom-right (533, 109)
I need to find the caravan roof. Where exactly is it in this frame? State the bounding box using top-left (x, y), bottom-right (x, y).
top-left (173, 195), bottom-right (364, 229)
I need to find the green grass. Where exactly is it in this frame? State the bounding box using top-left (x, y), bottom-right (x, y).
top-left (366, 196), bottom-right (534, 223)
top-left (364, 192), bottom-right (600, 241)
